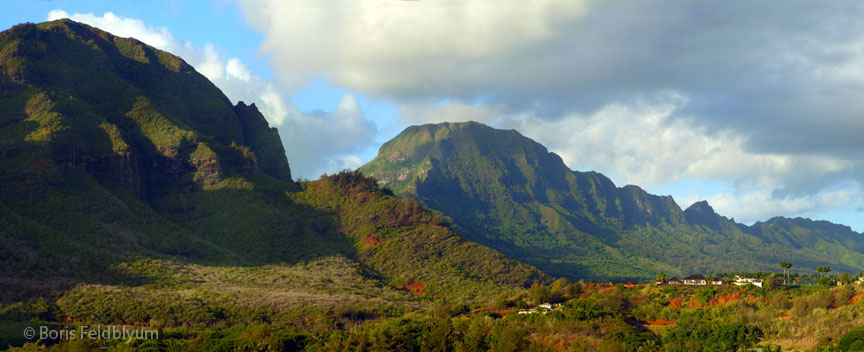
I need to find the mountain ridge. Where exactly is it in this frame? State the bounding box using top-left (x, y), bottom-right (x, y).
top-left (361, 121), bottom-right (864, 280)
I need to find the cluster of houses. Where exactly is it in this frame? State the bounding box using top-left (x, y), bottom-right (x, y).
top-left (657, 275), bottom-right (764, 288)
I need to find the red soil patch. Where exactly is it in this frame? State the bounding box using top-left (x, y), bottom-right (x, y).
top-left (713, 292), bottom-right (741, 305)
top-left (850, 293), bottom-right (864, 305)
top-left (401, 280), bottom-right (425, 296)
top-left (668, 296), bottom-right (684, 310)
top-left (363, 234), bottom-right (382, 245)
top-left (687, 297), bottom-right (702, 308)
top-left (646, 319), bottom-right (676, 326)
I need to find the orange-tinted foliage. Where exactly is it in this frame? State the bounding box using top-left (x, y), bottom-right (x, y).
top-left (402, 280), bottom-right (425, 296)
top-left (849, 292), bottom-right (864, 305)
top-left (668, 296), bottom-right (684, 310)
top-left (363, 234), bottom-right (382, 245)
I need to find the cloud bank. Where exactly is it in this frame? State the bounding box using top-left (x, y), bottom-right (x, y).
top-left (237, 0), bottom-right (864, 224)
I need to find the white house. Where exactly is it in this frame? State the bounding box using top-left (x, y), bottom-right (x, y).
top-left (517, 303), bottom-right (559, 315)
top-left (683, 275), bottom-right (708, 285)
top-left (733, 276), bottom-right (763, 288)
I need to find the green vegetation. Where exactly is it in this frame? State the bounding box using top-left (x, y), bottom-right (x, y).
top-left (6, 19), bottom-right (864, 351)
top-left (8, 279), bottom-right (864, 351)
top-left (360, 122), bottom-right (864, 281)
top-left (291, 171), bottom-right (545, 301)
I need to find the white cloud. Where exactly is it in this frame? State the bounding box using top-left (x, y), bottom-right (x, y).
top-left (238, 0), bottom-right (591, 95)
top-left (490, 93), bottom-right (853, 190)
top-left (398, 100), bottom-right (504, 125)
top-left (278, 94), bottom-right (379, 178)
top-left (237, 1), bottom-right (864, 182)
top-left (258, 87), bottom-right (288, 125)
top-left (195, 44), bottom-right (225, 81)
top-left (705, 187), bottom-right (862, 224)
top-left (226, 58), bottom-right (252, 82)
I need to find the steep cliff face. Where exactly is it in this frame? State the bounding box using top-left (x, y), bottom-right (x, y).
top-left (0, 19), bottom-right (298, 281)
top-left (234, 101), bottom-right (293, 182)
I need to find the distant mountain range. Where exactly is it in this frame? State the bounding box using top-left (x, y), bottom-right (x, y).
top-left (0, 19), bottom-right (543, 303)
top-left (360, 121), bottom-right (864, 280)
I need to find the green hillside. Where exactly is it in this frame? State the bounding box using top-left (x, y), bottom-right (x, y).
top-left (0, 20), bottom-right (547, 348)
top-left (360, 122), bottom-right (864, 280)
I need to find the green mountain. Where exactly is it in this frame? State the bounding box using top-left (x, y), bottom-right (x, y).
top-left (0, 18), bottom-right (543, 333)
top-left (360, 121), bottom-right (864, 280)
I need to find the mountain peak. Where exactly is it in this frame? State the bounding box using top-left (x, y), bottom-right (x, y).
top-left (361, 121), bottom-right (691, 279)
top-left (683, 200), bottom-right (723, 228)
top-left (685, 200), bottom-right (716, 214)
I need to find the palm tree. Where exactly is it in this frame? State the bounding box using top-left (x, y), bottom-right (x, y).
top-left (817, 266), bottom-right (832, 278)
top-left (656, 272), bottom-right (666, 284)
top-left (779, 262), bottom-right (793, 284)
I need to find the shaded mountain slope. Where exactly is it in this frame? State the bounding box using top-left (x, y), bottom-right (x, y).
top-left (0, 20), bottom-right (543, 306)
top-left (360, 121), bottom-right (864, 280)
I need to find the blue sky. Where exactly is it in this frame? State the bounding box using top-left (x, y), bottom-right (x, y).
top-left (4, 0), bottom-right (864, 231)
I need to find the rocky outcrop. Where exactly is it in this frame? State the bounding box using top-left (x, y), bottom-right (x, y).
top-left (234, 101), bottom-right (292, 182)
